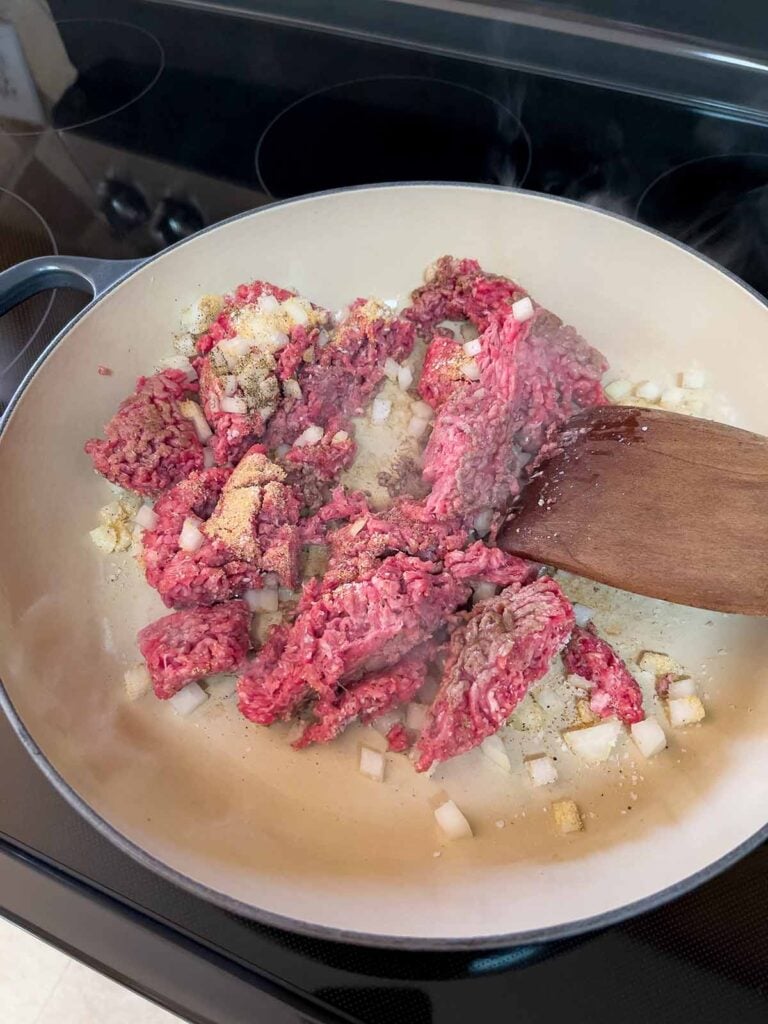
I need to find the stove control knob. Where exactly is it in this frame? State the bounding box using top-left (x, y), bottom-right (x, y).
top-left (155, 198), bottom-right (205, 246)
top-left (100, 179), bottom-right (150, 234)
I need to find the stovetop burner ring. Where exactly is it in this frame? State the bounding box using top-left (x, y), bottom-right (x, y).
top-left (0, 18), bottom-right (165, 137)
top-left (255, 75), bottom-right (532, 200)
top-left (636, 152), bottom-right (768, 296)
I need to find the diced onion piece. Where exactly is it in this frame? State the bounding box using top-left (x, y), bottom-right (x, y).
top-left (217, 335), bottom-right (252, 363)
top-left (462, 359), bottom-right (481, 381)
top-left (371, 397), bottom-right (392, 423)
top-left (135, 504), bottom-right (158, 531)
top-left (635, 380), bottom-right (662, 402)
top-left (383, 357), bottom-right (400, 382)
top-left (563, 719), bottom-right (622, 763)
top-left (276, 443), bottom-right (291, 458)
top-left (179, 400), bottom-right (212, 443)
top-left (630, 717), bottom-right (667, 757)
top-left (222, 374), bottom-right (237, 396)
top-left (397, 365), bottom-right (414, 391)
top-left (244, 587), bottom-right (279, 613)
top-left (667, 695), bottom-right (706, 727)
top-left (681, 368), bottom-right (707, 389)
top-left (124, 663), bottom-right (152, 701)
top-left (268, 330), bottom-right (289, 351)
top-left (472, 581), bottom-right (497, 604)
top-left (408, 416), bottom-right (430, 438)
top-left (509, 694), bottom-right (545, 731)
top-left (434, 799), bottom-right (473, 840)
top-left (667, 677), bottom-right (696, 699)
top-left (283, 378), bottom-right (302, 399)
top-left (526, 755), bottom-right (558, 787)
top-left (331, 430), bottom-right (349, 444)
top-left (179, 516), bottom-right (205, 552)
top-left (203, 446), bottom-right (215, 468)
top-left (406, 702), bottom-right (429, 732)
top-left (220, 395), bottom-right (248, 415)
top-left (89, 524), bottom-right (118, 552)
top-left (282, 297), bottom-right (310, 325)
top-left (316, 329), bottom-right (329, 348)
top-left (480, 734), bottom-right (511, 772)
top-left (462, 338), bottom-right (482, 357)
top-left (511, 296), bottom-right (534, 322)
top-left (294, 424), bottom-right (324, 447)
top-left (660, 386), bottom-right (685, 409)
top-left (572, 603), bottom-right (594, 628)
top-left (473, 508), bottom-right (493, 537)
top-left (553, 799), bottom-right (583, 834)
top-left (637, 651), bottom-right (680, 676)
top-left (411, 400), bottom-right (434, 420)
top-left (605, 378), bottom-right (633, 402)
top-left (566, 672), bottom-right (591, 692)
top-left (371, 709), bottom-right (403, 735)
top-left (359, 745), bottom-right (385, 782)
top-left (169, 681), bottom-right (208, 716)
top-left (258, 293), bottom-right (280, 314)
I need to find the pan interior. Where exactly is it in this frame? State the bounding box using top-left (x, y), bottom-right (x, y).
top-left (1, 185), bottom-right (767, 944)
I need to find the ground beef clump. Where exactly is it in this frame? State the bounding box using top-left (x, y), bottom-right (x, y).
top-left (415, 578), bottom-right (575, 771)
top-left (407, 256), bottom-right (524, 332)
top-left (142, 448), bottom-right (299, 607)
top-left (294, 642), bottom-right (435, 748)
top-left (138, 600), bottom-right (251, 699)
top-left (422, 304), bottom-right (607, 527)
top-left (562, 625), bottom-right (645, 725)
top-left (85, 369), bottom-right (203, 496)
top-left (237, 553), bottom-right (469, 726)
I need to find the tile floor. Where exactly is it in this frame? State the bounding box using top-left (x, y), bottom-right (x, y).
top-left (0, 915), bottom-right (184, 1023)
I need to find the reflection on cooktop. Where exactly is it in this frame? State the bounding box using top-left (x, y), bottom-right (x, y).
top-left (0, 18), bottom-right (164, 136)
top-left (0, 187), bottom-right (55, 405)
top-left (637, 153), bottom-right (768, 296)
top-left (256, 76), bottom-right (531, 199)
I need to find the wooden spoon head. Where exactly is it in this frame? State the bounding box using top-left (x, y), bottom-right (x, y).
top-left (499, 405), bottom-right (768, 616)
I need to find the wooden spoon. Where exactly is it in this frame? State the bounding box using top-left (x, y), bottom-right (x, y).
top-left (498, 405), bottom-right (768, 616)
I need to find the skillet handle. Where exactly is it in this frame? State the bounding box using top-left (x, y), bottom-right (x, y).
top-left (0, 255), bottom-right (143, 315)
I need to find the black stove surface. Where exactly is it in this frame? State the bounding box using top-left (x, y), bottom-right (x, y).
top-left (1, 2), bottom-right (767, 1022)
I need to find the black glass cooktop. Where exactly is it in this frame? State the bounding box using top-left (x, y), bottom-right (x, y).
top-left (0, 2), bottom-right (767, 1022)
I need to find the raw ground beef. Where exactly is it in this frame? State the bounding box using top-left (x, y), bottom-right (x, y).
top-left (281, 419), bottom-right (357, 514)
top-left (422, 303), bottom-right (607, 526)
top-left (293, 642), bottom-right (434, 747)
top-left (386, 722), bottom-right (410, 752)
top-left (195, 280), bottom-right (298, 357)
top-left (562, 625), bottom-right (645, 725)
top-left (138, 600), bottom-right (251, 699)
top-left (237, 553), bottom-right (469, 726)
top-left (417, 330), bottom-right (469, 409)
top-left (322, 497), bottom-right (468, 587)
top-left (96, 257), bottom-right (623, 776)
top-left (85, 369), bottom-right (203, 496)
top-left (142, 448), bottom-right (300, 606)
top-left (265, 298), bottom-right (415, 450)
top-left (407, 256), bottom-right (524, 333)
top-left (415, 578), bottom-right (575, 771)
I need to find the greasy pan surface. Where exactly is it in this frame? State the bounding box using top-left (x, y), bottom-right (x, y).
top-left (1, 184), bottom-right (767, 948)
